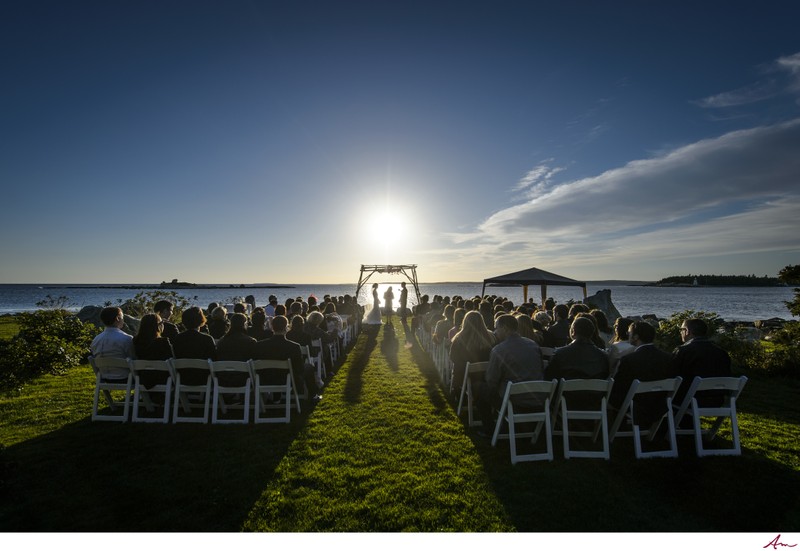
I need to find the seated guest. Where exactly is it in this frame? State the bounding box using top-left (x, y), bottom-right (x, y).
top-left (133, 313), bottom-right (174, 360)
top-left (515, 313), bottom-right (543, 345)
top-left (90, 306), bottom-right (135, 359)
top-left (533, 310), bottom-right (552, 330)
top-left (607, 317), bottom-right (635, 376)
top-left (447, 308), bottom-right (467, 343)
top-left (575, 312), bottom-right (607, 350)
top-left (609, 321), bottom-right (675, 425)
top-left (449, 310), bottom-right (496, 399)
top-left (288, 301), bottom-right (304, 320)
top-left (153, 300), bottom-right (180, 340)
top-left (207, 306), bottom-right (230, 341)
top-left (172, 306), bottom-right (217, 361)
top-left (264, 295), bottom-right (278, 317)
top-left (433, 305), bottom-right (455, 345)
top-left (233, 302), bottom-right (249, 318)
top-left (253, 315), bottom-right (321, 405)
top-left (568, 303), bottom-right (589, 321)
top-left (305, 311), bottom-right (336, 373)
top-left (673, 318), bottom-right (732, 407)
top-left (323, 301), bottom-right (343, 337)
top-left (132, 313), bottom-right (174, 390)
top-left (216, 313), bottom-right (257, 362)
top-left (287, 315), bottom-right (314, 350)
top-left (590, 309), bottom-right (614, 345)
top-left (545, 317), bottom-right (609, 381)
top-left (247, 307), bottom-right (273, 341)
top-left (476, 314), bottom-right (544, 435)
top-left (544, 304), bottom-right (571, 348)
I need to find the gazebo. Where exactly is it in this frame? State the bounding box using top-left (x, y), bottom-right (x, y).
top-left (481, 267), bottom-right (587, 307)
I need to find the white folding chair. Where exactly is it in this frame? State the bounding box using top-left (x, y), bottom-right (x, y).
top-left (300, 345), bottom-right (323, 389)
top-left (210, 360), bottom-right (252, 424)
top-left (456, 361), bottom-right (490, 427)
top-left (130, 359), bottom-right (174, 424)
top-left (89, 356), bottom-right (133, 422)
top-left (491, 379), bottom-right (558, 464)
top-left (171, 358), bottom-right (213, 423)
top-left (250, 359), bottom-right (300, 423)
top-left (552, 378), bottom-right (614, 459)
top-left (609, 377), bottom-right (682, 458)
top-left (672, 375), bottom-right (748, 457)
top-left (310, 339), bottom-right (326, 381)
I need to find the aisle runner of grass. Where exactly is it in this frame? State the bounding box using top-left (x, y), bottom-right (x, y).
top-left (242, 322), bottom-right (512, 531)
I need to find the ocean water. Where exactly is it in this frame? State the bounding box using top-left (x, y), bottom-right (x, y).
top-left (0, 283), bottom-right (796, 322)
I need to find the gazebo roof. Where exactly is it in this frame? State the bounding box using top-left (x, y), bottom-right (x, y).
top-left (482, 267), bottom-right (586, 288)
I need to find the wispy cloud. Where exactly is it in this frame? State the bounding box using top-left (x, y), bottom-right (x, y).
top-left (442, 118), bottom-right (800, 278)
top-left (694, 80), bottom-right (778, 108)
top-left (513, 160), bottom-right (565, 197)
top-left (696, 50), bottom-right (800, 108)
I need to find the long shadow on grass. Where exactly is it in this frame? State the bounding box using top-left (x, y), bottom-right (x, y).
top-left (381, 323), bottom-right (399, 371)
top-left (343, 324), bottom-right (379, 403)
top-left (472, 431), bottom-right (800, 531)
top-left (0, 413), bottom-right (308, 531)
top-left (402, 321), bottom-right (455, 416)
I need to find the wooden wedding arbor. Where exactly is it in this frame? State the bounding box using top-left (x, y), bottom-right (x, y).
top-left (481, 266), bottom-right (587, 306)
top-left (355, 264), bottom-right (421, 305)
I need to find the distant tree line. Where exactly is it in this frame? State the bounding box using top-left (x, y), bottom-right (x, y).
top-left (656, 274), bottom-right (781, 286)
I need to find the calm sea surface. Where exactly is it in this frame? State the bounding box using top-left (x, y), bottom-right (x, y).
top-left (0, 283), bottom-right (795, 322)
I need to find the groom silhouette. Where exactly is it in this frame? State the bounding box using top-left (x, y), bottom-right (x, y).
top-left (400, 282), bottom-right (408, 324)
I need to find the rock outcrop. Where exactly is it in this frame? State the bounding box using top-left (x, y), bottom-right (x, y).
top-left (583, 289), bottom-right (622, 322)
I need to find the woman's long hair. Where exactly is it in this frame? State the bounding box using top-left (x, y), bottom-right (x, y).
top-left (133, 313), bottom-right (162, 348)
top-left (452, 310), bottom-right (495, 357)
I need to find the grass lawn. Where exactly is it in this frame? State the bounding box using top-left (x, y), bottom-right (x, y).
top-left (0, 316), bottom-right (19, 340)
top-left (1, 319), bottom-right (799, 532)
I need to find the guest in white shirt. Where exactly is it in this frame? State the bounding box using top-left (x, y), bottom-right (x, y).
top-left (607, 317), bottom-right (635, 376)
top-left (90, 307), bottom-right (135, 359)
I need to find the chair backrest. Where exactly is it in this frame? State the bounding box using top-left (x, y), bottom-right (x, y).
top-left (210, 360), bottom-right (251, 375)
top-left (553, 377), bottom-right (614, 420)
top-left (89, 356), bottom-right (131, 380)
top-left (457, 361), bottom-right (490, 413)
top-left (130, 359), bottom-right (173, 375)
top-left (505, 378), bottom-right (558, 403)
top-left (250, 358), bottom-right (293, 378)
top-left (673, 375), bottom-right (748, 423)
top-left (210, 360), bottom-right (252, 385)
top-left (610, 376), bottom-right (682, 441)
top-left (172, 358), bottom-right (212, 370)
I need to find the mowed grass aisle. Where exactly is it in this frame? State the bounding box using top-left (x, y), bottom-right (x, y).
top-left (242, 322), bottom-right (511, 531)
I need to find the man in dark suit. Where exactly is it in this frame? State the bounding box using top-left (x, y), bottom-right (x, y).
top-left (544, 304), bottom-right (571, 348)
top-left (253, 315), bottom-right (321, 404)
top-left (609, 321), bottom-right (675, 425)
top-left (154, 300), bottom-right (180, 340)
top-left (673, 318), bottom-right (731, 407)
top-left (545, 316), bottom-right (609, 381)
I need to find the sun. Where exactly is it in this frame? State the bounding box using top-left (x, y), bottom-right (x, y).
top-left (363, 200), bottom-right (414, 250)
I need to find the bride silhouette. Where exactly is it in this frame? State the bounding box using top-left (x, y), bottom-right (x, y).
top-left (363, 283), bottom-right (383, 325)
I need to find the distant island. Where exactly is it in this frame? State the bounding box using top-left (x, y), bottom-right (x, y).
top-left (651, 274), bottom-right (783, 287)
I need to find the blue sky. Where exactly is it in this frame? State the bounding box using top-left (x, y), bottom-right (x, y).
top-left (2, 1), bottom-right (799, 284)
